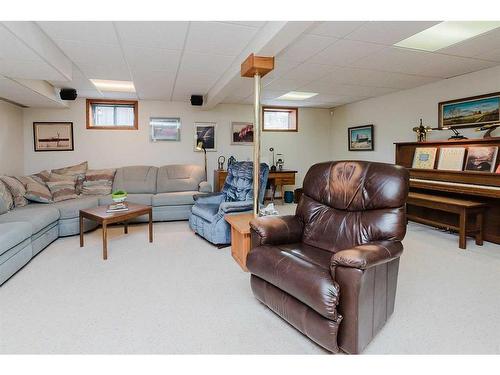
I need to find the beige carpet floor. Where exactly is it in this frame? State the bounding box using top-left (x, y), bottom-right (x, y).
top-left (1, 204), bottom-right (499, 354)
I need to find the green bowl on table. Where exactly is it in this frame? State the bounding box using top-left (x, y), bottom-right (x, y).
top-left (112, 190), bottom-right (128, 203)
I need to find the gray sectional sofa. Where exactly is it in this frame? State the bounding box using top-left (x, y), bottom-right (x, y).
top-left (0, 164), bottom-right (210, 285)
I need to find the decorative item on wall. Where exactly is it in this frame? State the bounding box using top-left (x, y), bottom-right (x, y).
top-left (412, 119), bottom-right (433, 142)
top-left (437, 147), bottom-right (466, 171)
top-left (439, 92), bottom-right (500, 129)
top-left (217, 156), bottom-right (226, 170)
top-left (194, 122), bottom-right (216, 152)
top-left (231, 122), bottom-right (253, 145)
top-left (348, 124), bottom-right (374, 151)
top-left (150, 117), bottom-right (181, 142)
top-left (412, 147), bottom-right (437, 169)
top-left (33, 122), bottom-right (74, 152)
top-left (464, 146), bottom-right (498, 172)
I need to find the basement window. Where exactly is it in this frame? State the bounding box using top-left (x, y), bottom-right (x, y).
top-left (86, 99), bottom-right (138, 130)
top-left (262, 106), bottom-right (298, 132)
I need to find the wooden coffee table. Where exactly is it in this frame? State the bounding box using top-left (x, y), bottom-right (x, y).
top-left (79, 203), bottom-right (153, 260)
top-left (225, 213), bottom-right (255, 272)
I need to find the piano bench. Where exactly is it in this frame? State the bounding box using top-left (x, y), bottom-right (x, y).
top-left (407, 192), bottom-right (487, 250)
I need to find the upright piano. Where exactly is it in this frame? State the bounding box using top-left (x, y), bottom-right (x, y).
top-left (395, 137), bottom-right (500, 245)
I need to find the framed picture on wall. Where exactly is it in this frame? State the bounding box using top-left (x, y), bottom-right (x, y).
top-left (33, 122), bottom-right (74, 152)
top-left (150, 117), bottom-right (181, 141)
top-left (194, 122), bottom-right (217, 152)
top-left (231, 122), bottom-right (253, 145)
top-left (438, 92), bottom-right (500, 129)
top-left (348, 124), bottom-right (374, 151)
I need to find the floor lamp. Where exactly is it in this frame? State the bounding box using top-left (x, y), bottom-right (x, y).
top-left (240, 54), bottom-right (274, 216)
top-left (195, 139), bottom-right (207, 180)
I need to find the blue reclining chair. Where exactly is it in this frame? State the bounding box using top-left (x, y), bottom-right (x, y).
top-left (189, 161), bottom-right (269, 245)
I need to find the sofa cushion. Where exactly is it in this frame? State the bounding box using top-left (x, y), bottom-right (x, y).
top-left (191, 203), bottom-right (219, 223)
top-left (152, 191), bottom-right (198, 206)
top-left (51, 161), bottom-right (88, 194)
top-left (157, 164), bottom-right (205, 193)
top-left (99, 193), bottom-right (152, 206)
top-left (81, 168), bottom-right (116, 195)
top-left (0, 222), bottom-right (32, 257)
top-left (0, 180), bottom-right (14, 214)
top-left (0, 204), bottom-right (60, 234)
top-left (0, 176), bottom-right (28, 207)
top-left (246, 242), bottom-right (340, 321)
top-left (113, 166), bottom-right (158, 194)
top-left (53, 196), bottom-right (100, 219)
top-left (46, 174), bottom-right (78, 202)
top-left (20, 177), bottom-right (52, 203)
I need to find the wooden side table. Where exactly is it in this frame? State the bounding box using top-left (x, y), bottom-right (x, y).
top-left (224, 213), bottom-right (254, 272)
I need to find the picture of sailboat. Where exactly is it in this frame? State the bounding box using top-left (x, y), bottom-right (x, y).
top-left (33, 122), bottom-right (74, 151)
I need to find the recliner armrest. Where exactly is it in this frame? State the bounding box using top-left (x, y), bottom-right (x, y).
top-left (193, 192), bottom-right (224, 204)
top-left (219, 201), bottom-right (252, 213)
top-left (250, 215), bottom-right (303, 246)
top-left (198, 181), bottom-right (212, 193)
top-left (331, 241), bottom-right (403, 270)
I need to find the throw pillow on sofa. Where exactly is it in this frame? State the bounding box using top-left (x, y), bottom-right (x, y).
top-left (0, 176), bottom-right (28, 207)
top-left (51, 161), bottom-right (88, 194)
top-left (46, 174), bottom-right (78, 202)
top-left (0, 180), bottom-right (14, 213)
top-left (16, 175), bottom-right (53, 203)
top-left (81, 169), bottom-right (116, 195)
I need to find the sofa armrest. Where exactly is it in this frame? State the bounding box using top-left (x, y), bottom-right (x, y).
top-left (198, 181), bottom-right (212, 193)
top-left (219, 200), bottom-right (252, 213)
top-left (331, 241), bottom-right (403, 271)
top-left (250, 215), bottom-right (303, 247)
top-left (193, 192), bottom-right (224, 204)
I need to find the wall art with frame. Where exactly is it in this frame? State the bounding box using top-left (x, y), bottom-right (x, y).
top-left (194, 122), bottom-right (217, 152)
top-left (348, 124), bottom-right (374, 151)
top-left (33, 122), bottom-right (74, 152)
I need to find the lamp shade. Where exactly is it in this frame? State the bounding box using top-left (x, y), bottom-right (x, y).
top-left (196, 139), bottom-right (205, 151)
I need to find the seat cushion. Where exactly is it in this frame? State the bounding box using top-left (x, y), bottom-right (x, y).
top-left (0, 204), bottom-right (59, 235)
top-left (246, 242), bottom-right (341, 321)
top-left (152, 191), bottom-right (198, 206)
top-left (99, 193), bottom-right (152, 206)
top-left (0, 222), bottom-right (32, 257)
top-left (191, 203), bottom-right (219, 223)
top-left (53, 196), bottom-right (100, 219)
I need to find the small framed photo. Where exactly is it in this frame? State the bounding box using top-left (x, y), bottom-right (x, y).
top-left (348, 124), bottom-right (374, 151)
top-left (150, 117), bottom-right (181, 142)
top-left (194, 122), bottom-right (217, 152)
top-left (33, 122), bottom-right (74, 152)
top-left (231, 122), bottom-right (253, 145)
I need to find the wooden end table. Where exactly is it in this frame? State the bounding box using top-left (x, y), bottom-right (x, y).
top-left (224, 213), bottom-right (255, 272)
top-left (79, 203), bottom-right (153, 260)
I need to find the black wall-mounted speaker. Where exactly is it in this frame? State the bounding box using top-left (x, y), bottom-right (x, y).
top-left (190, 95), bottom-right (203, 106)
top-left (60, 88), bottom-right (78, 101)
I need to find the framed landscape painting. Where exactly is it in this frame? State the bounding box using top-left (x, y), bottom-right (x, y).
top-left (150, 117), bottom-right (181, 142)
top-left (33, 122), bottom-right (74, 152)
top-left (194, 122), bottom-right (216, 152)
top-left (348, 124), bottom-right (374, 151)
top-left (439, 92), bottom-right (500, 128)
top-left (231, 122), bottom-right (253, 145)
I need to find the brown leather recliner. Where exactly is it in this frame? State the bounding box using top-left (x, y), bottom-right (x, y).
top-left (247, 161), bottom-right (409, 354)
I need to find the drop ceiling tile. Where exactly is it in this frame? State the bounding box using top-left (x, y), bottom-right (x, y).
top-left (176, 51), bottom-right (234, 82)
top-left (299, 79), bottom-right (397, 97)
top-left (261, 59), bottom-right (300, 84)
top-left (123, 46), bottom-right (181, 72)
top-left (308, 21), bottom-right (366, 38)
top-left (185, 21), bottom-right (258, 56)
top-left (278, 34), bottom-right (337, 63)
top-left (37, 21), bottom-right (119, 44)
top-left (54, 39), bottom-right (126, 67)
top-left (438, 27), bottom-right (500, 58)
top-left (280, 63), bottom-right (335, 84)
top-left (345, 21), bottom-right (440, 45)
top-left (0, 26), bottom-right (42, 61)
top-left (49, 65), bottom-right (95, 90)
top-left (475, 48), bottom-right (500, 62)
top-left (352, 47), bottom-right (498, 78)
top-left (221, 21), bottom-right (266, 28)
top-left (263, 78), bottom-right (305, 92)
top-left (0, 59), bottom-right (65, 81)
top-left (114, 21), bottom-right (189, 50)
top-left (133, 70), bottom-right (175, 100)
top-left (309, 39), bottom-right (386, 66)
top-left (325, 66), bottom-right (439, 89)
top-left (78, 63), bottom-right (131, 81)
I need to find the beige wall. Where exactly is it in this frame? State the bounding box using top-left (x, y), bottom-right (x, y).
top-left (0, 101), bottom-right (24, 175)
top-left (330, 65), bottom-right (500, 163)
top-left (22, 99), bottom-right (332, 188)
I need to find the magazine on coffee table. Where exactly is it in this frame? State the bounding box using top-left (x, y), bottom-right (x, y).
top-left (106, 202), bottom-right (129, 213)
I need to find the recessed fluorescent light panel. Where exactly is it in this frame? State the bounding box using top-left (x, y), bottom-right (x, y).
top-left (394, 21), bottom-right (500, 52)
top-left (90, 79), bottom-right (136, 93)
top-left (277, 91), bottom-right (318, 101)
